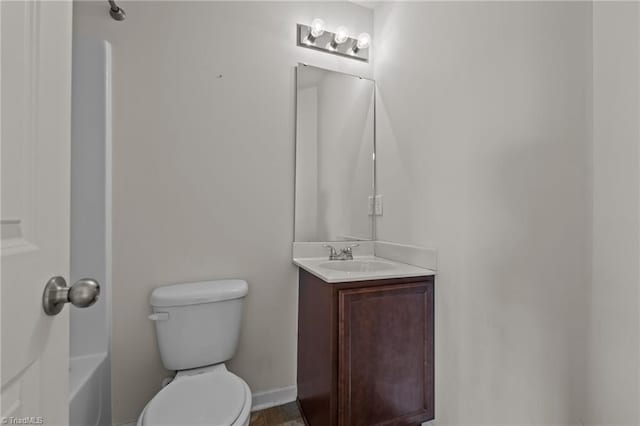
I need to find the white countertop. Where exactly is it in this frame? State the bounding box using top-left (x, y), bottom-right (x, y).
top-left (293, 256), bottom-right (435, 283)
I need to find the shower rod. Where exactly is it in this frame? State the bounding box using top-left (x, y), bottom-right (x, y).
top-left (108, 0), bottom-right (126, 21)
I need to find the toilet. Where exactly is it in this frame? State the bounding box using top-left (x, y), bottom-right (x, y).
top-left (137, 279), bottom-right (251, 426)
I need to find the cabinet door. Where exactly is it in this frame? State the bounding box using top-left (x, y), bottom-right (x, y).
top-left (338, 281), bottom-right (434, 426)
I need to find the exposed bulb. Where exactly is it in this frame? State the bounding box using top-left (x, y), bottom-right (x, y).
top-left (356, 32), bottom-right (371, 49)
top-left (334, 26), bottom-right (350, 44)
top-left (310, 18), bottom-right (325, 38)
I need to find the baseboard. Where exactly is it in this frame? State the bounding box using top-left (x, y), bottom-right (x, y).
top-left (251, 385), bottom-right (297, 412)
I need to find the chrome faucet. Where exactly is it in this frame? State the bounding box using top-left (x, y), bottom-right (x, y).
top-left (323, 244), bottom-right (359, 261)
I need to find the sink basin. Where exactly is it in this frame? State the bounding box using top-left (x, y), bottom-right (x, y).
top-left (318, 260), bottom-right (396, 273)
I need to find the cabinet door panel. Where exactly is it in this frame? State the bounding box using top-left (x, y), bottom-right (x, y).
top-left (338, 282), bottom-right (434, 426)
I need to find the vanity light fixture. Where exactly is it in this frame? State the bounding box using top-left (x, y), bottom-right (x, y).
top-left (296, 20), bottom-right (371, 62)
top-left (304, 18), bottom-right (325, 45)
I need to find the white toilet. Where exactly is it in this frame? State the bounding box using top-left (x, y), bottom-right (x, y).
top-left (137, 279), bottom-right (252, 426)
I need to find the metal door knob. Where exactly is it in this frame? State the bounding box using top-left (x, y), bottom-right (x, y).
top-left (42, 276), bottom-right (100, 316)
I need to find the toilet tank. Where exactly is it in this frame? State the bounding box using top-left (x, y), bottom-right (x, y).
top-left (149, 280), bottom-right (248, 371)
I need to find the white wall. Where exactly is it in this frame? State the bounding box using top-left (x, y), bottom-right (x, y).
top-left (374, 2), bottom-right (591, 424)
top-left (588, 3), bottom-right (640, 424)
top-left (73, 2), bottom-right (373, 424)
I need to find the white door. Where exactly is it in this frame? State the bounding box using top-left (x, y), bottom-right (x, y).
top-left (1, 1), bottom-right (73, 425)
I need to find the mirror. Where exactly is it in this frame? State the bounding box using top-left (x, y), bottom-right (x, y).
top-left (294, 64), bottom-right (375, 242)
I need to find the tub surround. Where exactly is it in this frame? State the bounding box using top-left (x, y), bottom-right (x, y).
top-left (70, 37), bottom-right (112, 426)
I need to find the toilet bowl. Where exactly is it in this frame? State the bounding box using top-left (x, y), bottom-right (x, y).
top-left (138, 280), bottom-right (251, 426)
top-left (137, 365), bottom-right (251, 426)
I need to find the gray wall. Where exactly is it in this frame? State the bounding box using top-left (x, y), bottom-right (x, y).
top-left (374, 2), bottom-right (591, 423)
top-left (588, 2), bottom-right (640, 424)
top-left (73, 2), bottom-right (373, 423)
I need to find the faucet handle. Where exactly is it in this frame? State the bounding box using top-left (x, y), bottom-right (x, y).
top-left (342, 243), bottom-right (359, 253)
top-left (323, 244), bottom-right (339, 258)
top-left (341, 244), bottom-right (360, 261)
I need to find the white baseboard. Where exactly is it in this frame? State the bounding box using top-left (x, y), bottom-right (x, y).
top-left (251, 385), bottom-right (297, 412)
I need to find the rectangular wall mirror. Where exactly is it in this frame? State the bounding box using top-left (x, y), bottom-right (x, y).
top-left (294, 64), bottom-right (375, 242)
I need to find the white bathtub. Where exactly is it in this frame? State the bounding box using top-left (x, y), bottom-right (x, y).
top-left (69, 353), bottom-right (109, 426)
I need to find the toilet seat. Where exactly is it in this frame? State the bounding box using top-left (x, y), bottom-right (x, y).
top-left (139, 369), bottom-right (251, 426)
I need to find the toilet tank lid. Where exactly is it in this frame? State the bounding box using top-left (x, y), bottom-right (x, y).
top-left (150, 280), bottom-right (248, 307)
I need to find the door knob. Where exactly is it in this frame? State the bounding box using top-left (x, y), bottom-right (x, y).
top-left (42, 276), bottom-right (100, 316)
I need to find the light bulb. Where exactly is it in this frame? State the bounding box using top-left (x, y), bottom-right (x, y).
top-left (334, 26), bottom-right (350, 44)
top-left (351, 32), bottom-right (371, 55)
top-left (310, 18), bottom-right (325, 38)
top-left (356, 32), bottom-right (371, 49)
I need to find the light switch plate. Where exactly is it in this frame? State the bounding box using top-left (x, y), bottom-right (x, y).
top-left (374, 195), bottom-right (383, 216)
top-left (368, 196), bottom-right (374, 216)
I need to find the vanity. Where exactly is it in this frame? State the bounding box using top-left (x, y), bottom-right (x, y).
top-left (295, 258), bottom-right (435, 426)
top-left (293, 64), bottom-right (436, 425)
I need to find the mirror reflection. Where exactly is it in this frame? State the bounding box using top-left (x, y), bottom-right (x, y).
top-left (294, 64), bottom-right (375, 242)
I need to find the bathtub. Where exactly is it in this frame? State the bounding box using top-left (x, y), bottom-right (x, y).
top-left (69, 353), bottom-right (110, 426)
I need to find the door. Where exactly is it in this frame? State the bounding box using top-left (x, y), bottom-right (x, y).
top-left (1, 1), bottom-right (73, 424)
top-left (338, 281), bottom-right (435, 426)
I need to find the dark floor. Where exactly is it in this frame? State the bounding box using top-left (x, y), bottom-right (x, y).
top-left (249, 402), bottom-right (304, 426)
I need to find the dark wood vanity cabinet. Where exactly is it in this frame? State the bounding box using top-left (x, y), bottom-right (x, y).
top-left (297, 269), bottom-right (435, 426)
